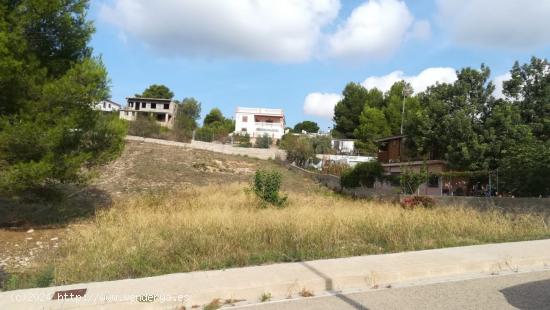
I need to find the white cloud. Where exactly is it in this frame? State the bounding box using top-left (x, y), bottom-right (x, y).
top-left (100, 0), bottom-right (340, 62)
top-left (409, 20), bottom-right (432, 41)
top-left (436, 0), bottom-right (550, 49)
top-left (326, 0), bottom-right (422, 59)
top-left (493, 72), bottom-right (511, 99)
top-left (361, 67), bottom-right (457, 93)
top-left (303, 92), bottom-right (343, 118)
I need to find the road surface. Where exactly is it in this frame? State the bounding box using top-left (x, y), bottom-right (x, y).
top-left (240, 270), bottom-right (550, 310)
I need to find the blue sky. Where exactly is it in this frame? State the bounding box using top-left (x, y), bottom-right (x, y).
top-left (89, 0), bottom-right (550, 129)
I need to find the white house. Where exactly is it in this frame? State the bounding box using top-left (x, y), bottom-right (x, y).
top-left (234, 107), bottom-right (285, 140)
top-left (331, 139), bottom-right (356, 154)
top-left (94, 99), bottom-right (121, 112)
top-left (119, 97), bottom-right (177, 128)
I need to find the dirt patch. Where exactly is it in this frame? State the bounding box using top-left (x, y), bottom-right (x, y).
top-left (0, 228), bottom-right (66, 272)
top-left (94, 141), bottom-right (317, 195)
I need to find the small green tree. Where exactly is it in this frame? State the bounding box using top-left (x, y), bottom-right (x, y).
top-left (400, 169), bottom-right (427, 195)
top-left (173, 98), bottom-right (202, 142)
top-left (286, 136), bottom-right (315, 167)
top-left (234, 133), bottom-right (252, 147)
top-left (254, 134), bottom-right (272, 148)
top-left (251, 169), bottom-right (287, 207)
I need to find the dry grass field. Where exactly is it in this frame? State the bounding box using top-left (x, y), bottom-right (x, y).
top-left (2, 141), bottom-right (550, 289)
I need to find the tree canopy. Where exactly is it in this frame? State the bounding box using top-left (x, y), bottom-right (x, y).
top-left (137, 84), bottom-right (174, 99)
top-left (293, 121), bottom-right (319, 133)
top-left (331, 57), bottom-right (550, 196)
top-left (0, 0), bottom-right (126, 196)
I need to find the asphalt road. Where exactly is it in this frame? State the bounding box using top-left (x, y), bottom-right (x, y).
top-left (241, 270), bottom-right (550, 310)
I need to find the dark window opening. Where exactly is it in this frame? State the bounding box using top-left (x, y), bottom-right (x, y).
top-left (164, 104), bottom-right (169, 109)
top-left (141, 102), bottom-right (146, 108)
top-left (151, 103), bottom-right (156, 109)
top-left (156, 113), bottom-right (165, 122)
top-left (428, 175), bottom-right (439, 188)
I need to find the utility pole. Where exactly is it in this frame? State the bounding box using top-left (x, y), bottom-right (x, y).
top-left (401, 84), bottom-right (413, 135)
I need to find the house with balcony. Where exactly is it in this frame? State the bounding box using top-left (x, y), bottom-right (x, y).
top-left (234, 107), bottom-right (285, 141)
top-left (376, 135), bottom-right (447, 196)
top-left (119, 97), bottom-right (177, 128)
top-left (94, 99), bottom-right (121, 112)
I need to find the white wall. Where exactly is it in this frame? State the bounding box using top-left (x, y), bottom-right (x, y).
top-left (234, 111), bottom-right (285, 139)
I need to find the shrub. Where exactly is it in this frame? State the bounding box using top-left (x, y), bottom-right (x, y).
top-left (254, 134), bottom-right (272, 149)
top-left (128, 114), bottom-right (161, 138)
top-left (340, 161), bottom-right (384, 188)
top-left (234, 133), bottom-right (252, 147)
top-left (400, 196), bottom-right (435, 210)
top-left (400, 169), bottom-right (427, 194)
top-left (251, 169), bottom-right (287, 207)
top-left (285, 136), bottom-right (315, 167)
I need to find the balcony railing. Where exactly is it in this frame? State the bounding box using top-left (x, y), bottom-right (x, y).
top-left (255, 122), bottom-right (282, 128)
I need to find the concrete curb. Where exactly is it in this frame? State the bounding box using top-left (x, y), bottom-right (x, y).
top-left (1, 239), bottom-right (550, 309)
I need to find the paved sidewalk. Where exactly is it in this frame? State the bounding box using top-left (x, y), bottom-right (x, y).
top-left (1, 239), bottom-right (550, 309)
top-left (241, 270), bottom-right (550, 310)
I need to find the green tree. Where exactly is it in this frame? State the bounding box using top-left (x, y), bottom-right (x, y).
top-left (203, 108), bottom-right (225, 126)
top-left (503, 57), bottom-right (550, 141)
top-left (293, 121), bottom-right (319, 133)
top-left (333, 83), bottom-right (382, 138)
top-left (285, 136), bottom-right (315, 167)
top-left (179, 97), bottom-right (201, 124)
top-left (0, 0), bottom-right (125, 196)
top-left (404, 66), bottom-right (492, 170)
top-left (499, 138), bottom-right (550, 197)
top-left (354, 106), bottom-right (390, 153)
top-left (137, 84), bottom-right (174, 99)
top-left (173, 97), bottom-right (201, 141)
top-left (254, 134), bottom-right (272, 149)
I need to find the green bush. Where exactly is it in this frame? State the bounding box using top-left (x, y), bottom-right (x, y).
top-left (234, 133), bottom-right (252, 147)
top-left (340, 161), bottom-right (384, 188)
top-left (251, 169), bottom-right (287, 207)
top-left (284, 136), bottom-right (315, 167)
top-left (128, 114), bottom-right (161, 138)
top-left (400, 169), bottom-right (427, 194)
top-left (254, 134), bottom-right (272, 149)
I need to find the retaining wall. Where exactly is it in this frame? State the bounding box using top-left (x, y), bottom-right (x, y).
top-left (126, 136), bottom-right (287, 161)
top-left (430, 196), bottom-right (550, 213)
top-left (288, 165), bottom-right (550, 211)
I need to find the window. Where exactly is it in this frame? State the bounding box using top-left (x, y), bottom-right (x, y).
top-left (164, 104), bottom-right (169, 109)
top-left (129, 102), bottom-right (133, 108)
top-left (428, 175), bottom-right (439, 188)
top-left (103, 102), bottom-right (106, 108)
top-left (151, 103), bottom-right (156, 109)
top-left (241, 128), bottom-right (247, 132)
top-left (242, 116), bottom-right (248, 122)
top-left (108, 104), bottom-right (111, 108)
top-left (141, 102), bottom-right (146, 108)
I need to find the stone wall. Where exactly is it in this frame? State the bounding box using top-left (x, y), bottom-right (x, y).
top-left (428, 196), bottom-right (550, 213)
top-left (126, 136), bottom-right (287, 161)
top-left (288, 164), bottom-right (399, 200)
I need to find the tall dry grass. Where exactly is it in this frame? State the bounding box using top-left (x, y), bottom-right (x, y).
top-left (47, 183), bottom-right (550, 285)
